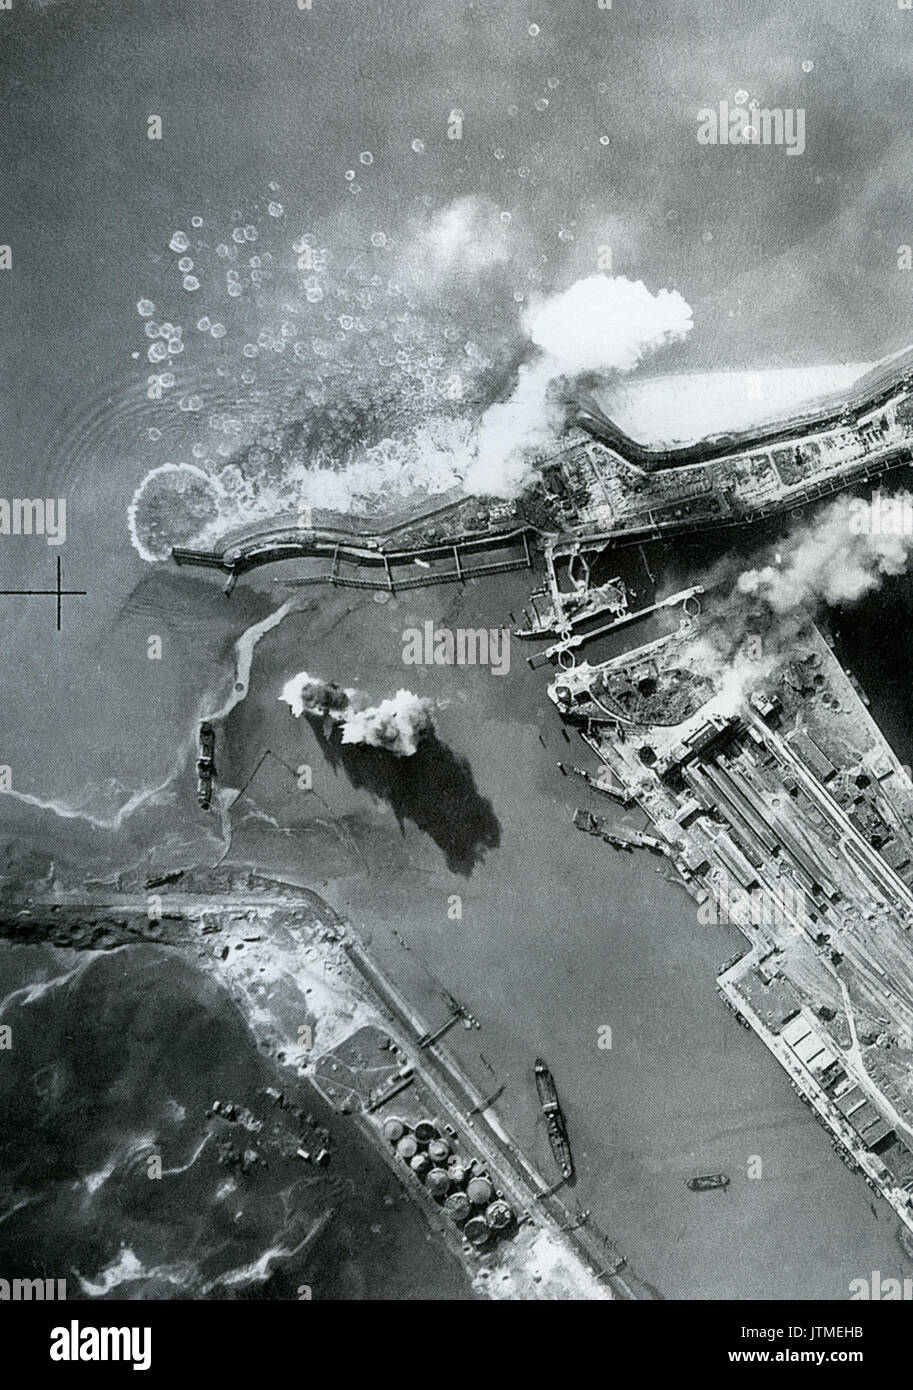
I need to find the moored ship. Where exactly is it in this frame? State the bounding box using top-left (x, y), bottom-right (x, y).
top-left (534, 1058), bottom-right (574, 1179)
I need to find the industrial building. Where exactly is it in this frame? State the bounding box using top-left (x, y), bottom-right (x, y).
top-left (780, 1014), bottom-right (895, 1150)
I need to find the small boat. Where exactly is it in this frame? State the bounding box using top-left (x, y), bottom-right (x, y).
top-left (686, 1173), bottom-right (730, 1193)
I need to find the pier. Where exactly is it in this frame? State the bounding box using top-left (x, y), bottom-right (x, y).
top-left (173, 525), bottom-right (535, 593)
top-left (339, 934), bottom-right (638, 1295)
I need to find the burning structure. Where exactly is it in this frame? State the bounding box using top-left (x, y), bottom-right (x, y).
top-left (549, 546), bottom-right (913, 1234)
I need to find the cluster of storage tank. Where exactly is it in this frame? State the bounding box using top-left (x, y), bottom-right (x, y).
top-left (383, 1116), bottom-right (513, 1247)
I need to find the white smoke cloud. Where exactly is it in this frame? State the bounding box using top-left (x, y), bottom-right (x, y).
top-left (280, 671), bottom-right (434, 756)
top-left (463, 274), bottom-right (694, 499)
top-left (688, 489), bottom-right (913, 718)
top-left (467, 357), bottom-right (564, 499)
top-left (688, 632), bottom-right (776, 720)
top-left (416, 196), bottom-right (511, 276)
top-left (340, 690), bottom-right (434, 756)
top-left (737, 490), bottom-right (913, 612)
top-left (279, 672), bottom-right (353, 720)
top-left (527, 275), bottom-right (694, 376)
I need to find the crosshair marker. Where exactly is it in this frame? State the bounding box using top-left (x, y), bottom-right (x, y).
top-left (0, 555), bottom-right (87, 631)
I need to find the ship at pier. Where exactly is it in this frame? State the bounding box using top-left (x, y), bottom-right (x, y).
top-left (534, 1058), bottom-right (574, 1180)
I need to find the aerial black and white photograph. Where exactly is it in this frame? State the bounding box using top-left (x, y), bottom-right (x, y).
top-left (1, 0), bottom-right (912, 1360)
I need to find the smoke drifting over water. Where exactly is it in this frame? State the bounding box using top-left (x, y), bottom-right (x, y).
top-left (279, 672), bottom-right (433, 756)
top-left (278, 673), bottom-right (352, 721)
top-left (127, 191), bottom-right (697, 556)
top-left (738, 491), bottom-right (913, 611)
top-left (693, 490), bottom-right (913, 715)
top-left (463, 274), bottom-right (694, 499)
top-left (126, 193), bottom-right (528, 560)
top-left (340, 691), bottom-right (434, 756)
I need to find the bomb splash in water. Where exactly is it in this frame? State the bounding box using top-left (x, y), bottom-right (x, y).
top-left (279, 672), bottom-right (434, 757)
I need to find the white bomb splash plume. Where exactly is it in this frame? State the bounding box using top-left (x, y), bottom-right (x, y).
top-left (279, 671), bottom-right (434, 756)
top-left (463, 274), bottom-right (694, 498)
top-left (279, 672), bottom-right (353, 720)
top-left (339, 690), bottom-right (433, 756)
top-left (738, 490), bottom-right (913, 612)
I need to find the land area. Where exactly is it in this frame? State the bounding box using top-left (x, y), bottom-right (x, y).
top-left (555, 615), bottom-right (913, 1236)
top-left (1, 869), bottom-right (616, 1299)
top-left (164, 347), bottom-right (913, 1293)
top-left (9, 354), bottom-right (913, 1299)
top-left (173, 345), bottom-right (913, 592)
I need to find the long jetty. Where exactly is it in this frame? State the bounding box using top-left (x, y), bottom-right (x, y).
top-left (173, 525), bottom-right (535, 594)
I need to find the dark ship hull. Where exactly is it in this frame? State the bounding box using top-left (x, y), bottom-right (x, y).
top-left (197, 721), bottom-right (215, 810)
top-left (534, 1058), bottom-right (573, 1180)
top-left (686, 1173), bottom-right (730, 1192)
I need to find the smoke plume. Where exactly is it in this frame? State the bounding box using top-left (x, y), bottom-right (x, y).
top-left (737, 491), bottom-right (913, 611)
top-left (279, 672), bottom-right (353, 720)
top-left (279, 671), bottom-right (434, 757)
top-left (685, 489), bottom-right (913, 717)
top-left (339, 690), bottom-right (434, 756)
top-left (463, 274), bottom-right (694, 498)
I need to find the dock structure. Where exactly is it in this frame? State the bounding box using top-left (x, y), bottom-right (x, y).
top-left (555, 613), bottom-right (913, 1236)
top-left (171, 344), bottom-right (913, 605)
top-left (467, 1085), bottom-right (505, 1117)
top-left (538, 343), bottom-right (913, 549)
top-left (418, 1006), bottom-right (463, 1049)
top-left (574, 345), bottom-right (913, 472)
top-left (526, 584), bottom-right (703, 669)
top-left (561, 435), bottom-right (913, 551)
top-left (513, 535), bottom-right (630, 642)
top-left (173, 524), bottom-right (536, 594)
top-left (339, 935), bottom-right (637, 1295)
top-left (572, 807), bottom-right (666, 854)
top-left (572, 761), bottom-right (636, 805)
top-left (535, 1175), bottom-right (570, 1200)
